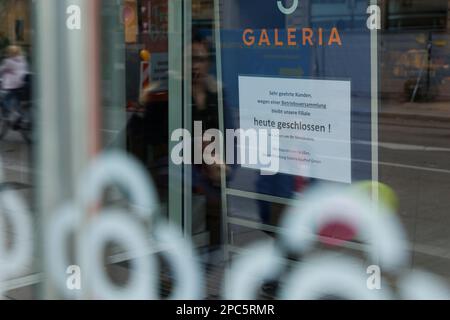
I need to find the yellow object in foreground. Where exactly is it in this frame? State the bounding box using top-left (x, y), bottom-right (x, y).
top-left (354, 181), bottom-right (399, 213)
top-left (140, 49), bottom-right (150, 61)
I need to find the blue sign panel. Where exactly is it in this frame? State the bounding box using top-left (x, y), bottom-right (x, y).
top-left (217, 0), bottom-right (375, 199)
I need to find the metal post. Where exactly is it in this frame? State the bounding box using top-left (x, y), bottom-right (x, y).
top-left (168, 0), bottom-right (184, 230)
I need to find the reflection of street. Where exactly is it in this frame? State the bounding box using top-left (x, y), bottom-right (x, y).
top-left (0, 132), bottom-right (34, 300)
top-left (379, 100), bottom-right (450, 281)
top-left (0, 132), bottom-right (32, 187)
top-left (0, 132), bottom-right (33, 213)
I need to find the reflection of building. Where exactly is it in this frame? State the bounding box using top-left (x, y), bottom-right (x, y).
top-left (309, 0), bottom-right (448, 31)
top-left (310, 0), bottom-right (368, 28)
top-left (124, 0), bottom-right (169, 107)
top-left (380, 0), bottom-right (448, 31)
top-left (0, 0), bottom-right (32, 49)
top-left (305, 0), bottom-right (450, 100)
top-left (102, 0), bottom-right (450, 104)
top-left (378, 0), bottom-right (450, 100)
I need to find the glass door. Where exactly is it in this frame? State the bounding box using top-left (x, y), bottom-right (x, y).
top-left (3, 0), bottom-right (450, 301)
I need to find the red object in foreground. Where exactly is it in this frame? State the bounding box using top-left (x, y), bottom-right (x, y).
top-left (318, 221), bottom-right (357, 247)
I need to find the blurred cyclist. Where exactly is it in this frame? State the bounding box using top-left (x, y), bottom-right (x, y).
top-left (0, 45), bottom-right (29, 119)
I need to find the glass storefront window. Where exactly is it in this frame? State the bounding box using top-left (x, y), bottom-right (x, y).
top-left (0, 0), bottom-right (449, 300)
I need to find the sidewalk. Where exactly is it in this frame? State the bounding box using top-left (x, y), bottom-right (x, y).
top-left (379, 100), bottom-right (450, 122)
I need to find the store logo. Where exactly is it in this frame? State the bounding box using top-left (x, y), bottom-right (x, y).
top-left (46, 152), bottom-right (203, 300)
top-left (277, 0), bottom-right (299, 15)
top-left (224, 186), bottom-right (450, 300)
top-left (242, 27), bottom-right (342, 47)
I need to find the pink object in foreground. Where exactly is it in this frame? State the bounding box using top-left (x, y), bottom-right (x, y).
top-left (318, 221), bottom-right (357, 247)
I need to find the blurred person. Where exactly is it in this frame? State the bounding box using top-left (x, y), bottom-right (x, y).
top-left (122, 81), bottom-right (170, 203)
top-left (256, 174), bottom-right (295, 226)
top-left (192, 34), bottom-right (219, 131)
top-left (135, 34), bottom-right (227, 254)
top-left (0, 45), bottom-right (29, 120)
top-left (256, 175), bottom-right (316, 227)
top-left (191, 33), bottom-right (223, 249)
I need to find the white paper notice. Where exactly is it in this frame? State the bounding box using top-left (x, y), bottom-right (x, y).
top-left (238, 75), bottom-right (352, 183)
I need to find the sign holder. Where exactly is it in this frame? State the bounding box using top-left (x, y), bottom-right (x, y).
top-left (139, 61), bottom-right (151, 97)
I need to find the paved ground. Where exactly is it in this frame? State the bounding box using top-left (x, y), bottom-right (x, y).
top-left (382, 101), bottom-right (450, 119)
top-left (377, 99), bottom-right (450, 281)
